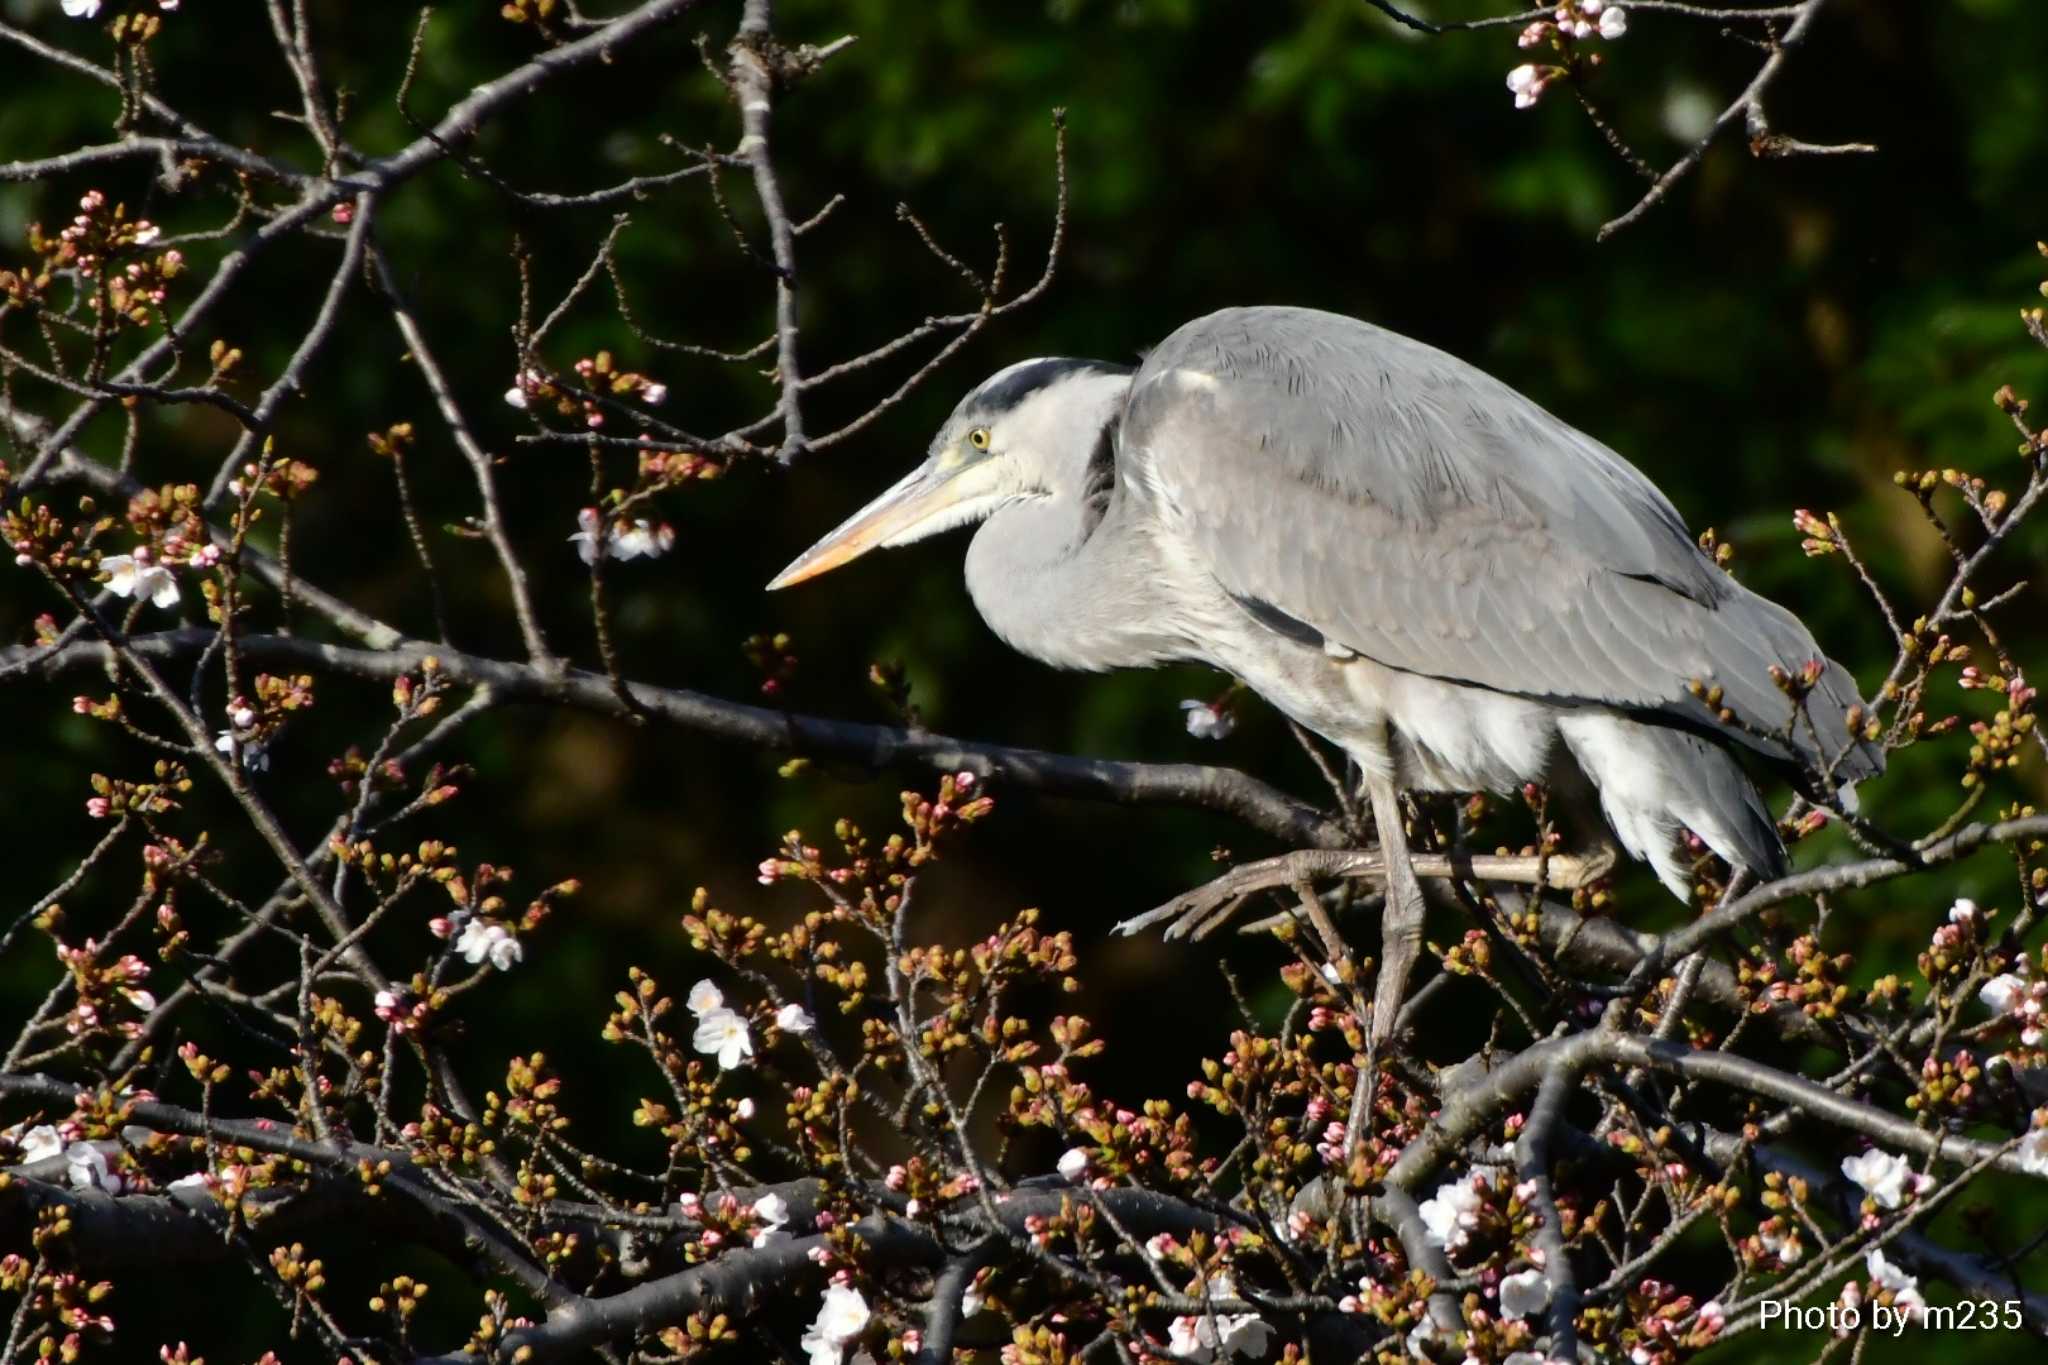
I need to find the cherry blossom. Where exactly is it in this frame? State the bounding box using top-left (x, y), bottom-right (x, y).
top-left (214, 729), bottom-right (269, 772)
top-left (65, 1141), bottom-right (124, 1193)
top-left (455, 920), bottom-right (523, 971)
top-left (1758, 1220), bottom-right (1804, 1264)
top-left (1179, 698), bottom-right (1235, 740)
top-left (100, 550), bottom-right (181, 609)
top-left (611, 519), bottom-right (675, 560)
top-left (504, 369), bottom-right (546, 410)
top-left (1507, 64), bottom-right (1553, 111)
top-left (62, 0), bottom-right (102, 18)
top-left (1980, 970), bottom-right (2030, 1016)
top-left (5, 1123), bottom-right (63, 1164)
top-left (1839, 1148), bottom-right (1930, 1209)
top-left (2018, 1122), bottom-right (2048, 1177)
top-left (776, 1003), bottom-right (815, 1034)
top-left (692, 1007), bottom-right (754, 1069)
top-left (688, 980), bottom-right (725, 1015)
top-left (568, 508), bottom-right (606, 563)
top-left (1865, 1248), bottom-right (1926, 1318)
top-left (568, 509), bottom-right (676, 564)
top-left (752, 1192), bottom-right (791, 1247)
top-left (1166, 1276), bottom-right (1271, 1362)
top-left (799, 1283), bottom-right (869, 1365)
top-left (1499, 1267), bottom-right (1552, 1320)
top-left (1057, 1147), bottom-right (1090, 1181)
top-left (1418, 1175), bottom-right (1486, 1249)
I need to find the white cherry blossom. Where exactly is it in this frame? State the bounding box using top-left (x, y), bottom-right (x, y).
top-left (799, 1283), bottom-right (870, 1365)
top-left (692, 1007), bottom-right (754, 1070)
top-left (100, 551), bottom-right (181, 609)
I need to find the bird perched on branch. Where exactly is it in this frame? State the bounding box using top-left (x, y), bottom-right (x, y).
top-left (770, 306), bottom-right (1881, 1038)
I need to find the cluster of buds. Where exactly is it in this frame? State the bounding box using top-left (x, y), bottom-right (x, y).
top-left (743, 631), bottom-right (799, 698)
top-left (1766, 656), bottom-right (1828, 702)
top-left (633, 444), bottom-right (722, 488)
top-left (1521, 0), bottom-right (1627, 47)
top-left (504, 351), bottom-right (667, 428)
top-left (95, 246), bottom-right (184, 326)
top-left (223, 450), bottom-right (320, 507)
top-left (1908, 1048), bottom-right (1982, 1119)
top-left (900, 772), bottom-right (994, 857)
top-left (1918, 896), bottom-right (1985, 986)
top-left (487, 1053), bottom-right (565, 1137)
top-left (1507, 3), bottom-right (1626, 108)
top-left (1753, 933), bottom-right (1854, 1020)
top-left (374, 984), bottom-right (435, 1035)
top-left (1953, 666), bottom-right (2036, 794)
top-left (84, 762), bottom-right (191, 821)
top-left (3, 191), bottom-right (171, 317)
top-left (6, 493), bottom-right (109, 578)
top-left (1791, 507), bottom-right (1836, 557)
top-left (1746, 1202), bottom-right (1807, 1269)
top-left (54, 937), bottom-right (156, 1039)
top-left (499, 0), bottom-right (558, 25)
top-left (53, 191), bottom-right (162, 278)
top-left (1591, 1277), bottom-right (1719, 1363)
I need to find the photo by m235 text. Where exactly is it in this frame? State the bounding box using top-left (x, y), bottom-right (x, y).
top-left (1758, 1298), bottom-right (2027, 1337)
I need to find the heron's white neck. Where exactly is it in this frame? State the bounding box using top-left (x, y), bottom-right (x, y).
top-left (961, 380), bottom-right (1189, 673)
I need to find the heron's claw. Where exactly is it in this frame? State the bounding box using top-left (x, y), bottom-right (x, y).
top-left (1111, 890), bottom-right (1250, 940)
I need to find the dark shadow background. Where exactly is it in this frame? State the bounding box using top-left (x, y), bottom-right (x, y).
top-left (4, 0), bottom-right (2047, 1358)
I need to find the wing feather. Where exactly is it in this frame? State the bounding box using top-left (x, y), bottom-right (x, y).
top-left (1123, 306), bottom-right (1881, 783)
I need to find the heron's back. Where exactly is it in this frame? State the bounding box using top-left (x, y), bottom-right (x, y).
top-left (1122, 305), bottom-right (1882, 793)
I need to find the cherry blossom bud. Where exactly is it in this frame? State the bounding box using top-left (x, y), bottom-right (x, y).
top-left (1507, 63), bottom-right (1550, 109)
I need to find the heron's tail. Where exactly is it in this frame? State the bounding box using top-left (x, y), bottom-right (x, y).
top-left (1558, 712), bottom-right (1787, 901)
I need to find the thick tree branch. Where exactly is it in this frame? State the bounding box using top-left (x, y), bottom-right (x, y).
top-left (0, 629), bottom-right (1347, 847)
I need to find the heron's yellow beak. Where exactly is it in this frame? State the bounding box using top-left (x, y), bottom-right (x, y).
top-left (767, 461), bottom-right (981, 590)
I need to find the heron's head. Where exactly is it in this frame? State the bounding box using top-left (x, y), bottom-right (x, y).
top-left (767, 357), bottom-right (1132, 590)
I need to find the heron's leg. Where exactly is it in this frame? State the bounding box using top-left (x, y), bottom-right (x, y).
top-left (1366, 773), bottom-right (1427, 1057)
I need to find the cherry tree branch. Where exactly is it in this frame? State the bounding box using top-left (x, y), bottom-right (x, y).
top-left (0, 629), bottom-right (1350, 848)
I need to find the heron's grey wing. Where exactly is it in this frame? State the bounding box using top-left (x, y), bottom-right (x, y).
top-left (1124, 306), bottom-right (1880, 783)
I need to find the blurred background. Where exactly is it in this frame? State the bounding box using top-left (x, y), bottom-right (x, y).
top-left (3, 0), bottom-right (2047, 1357)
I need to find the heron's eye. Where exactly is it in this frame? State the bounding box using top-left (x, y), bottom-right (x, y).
top-left (967, 427), bottom-right (991, 451)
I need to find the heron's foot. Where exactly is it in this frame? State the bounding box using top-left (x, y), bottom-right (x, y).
top-left (1111, 848), bottom-right (1384, 940)
top-left (1109, 843), bottom-right (1620, 941)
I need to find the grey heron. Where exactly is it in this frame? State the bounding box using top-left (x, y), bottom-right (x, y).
top-left (769, 306), bottom-right (1882, 1038)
